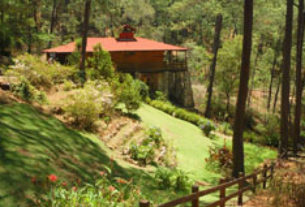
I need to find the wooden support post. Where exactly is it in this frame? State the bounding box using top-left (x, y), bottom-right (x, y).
top-left (139, 200), bottom-right (150, 207)
top-left (219, 179), bottom-right (226, 207)
top-left (238, 172), bottom-right (244, 206)
top-left (192, 185), bottom-right (199, 207)
top-left (253, 171), bottom-right (257, 193)
top-left (270, 163), bottom-right (274, 179)
top-left (263, 164), bottom-right (268, 189)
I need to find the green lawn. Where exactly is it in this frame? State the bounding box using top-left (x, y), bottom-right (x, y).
top-left (137, 104), bottom-right (277, 182)
top-left (0, 102), bottom-right (277, 206)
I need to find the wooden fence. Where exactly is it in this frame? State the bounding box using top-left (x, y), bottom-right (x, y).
top-left (139, 163), bottom-right (275, 207)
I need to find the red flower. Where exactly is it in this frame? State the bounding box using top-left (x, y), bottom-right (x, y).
top-left (61, 181), bottom-right (67, 187)
top-left (72, 186), bottom-right (78, 192)
top-left (99, 171), bottom-right (106, 176)
top-left (48, 174), bottom-right (58, 182)
top-left (31, 176), bottom-right (37, 184)
top-left (108, 185), bottom-right (116, 192)
top-left (116, 178), bottom-right (128, 184)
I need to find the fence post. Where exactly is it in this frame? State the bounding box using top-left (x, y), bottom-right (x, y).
top-left (219, 179), bottom-right (226, 207)
top-left (263, 164), bottom-right (268, 189)
top-left (238, 172), bottom-right (244, 206)
top-left (253, 171), bottom-right (257, 193)
top-left (192, 185), bottom-right (199, 207)
top-left (139, 200), bottom-right (150, 207)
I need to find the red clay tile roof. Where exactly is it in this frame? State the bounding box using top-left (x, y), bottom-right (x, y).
top-left (43, 37), bottom-right (188, 53)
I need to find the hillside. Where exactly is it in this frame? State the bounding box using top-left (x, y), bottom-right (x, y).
top-left (0, 98), bottom-right (277, 206)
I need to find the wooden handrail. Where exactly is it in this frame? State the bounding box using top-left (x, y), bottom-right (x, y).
top-left (139, 162), bottom-right (276, 207)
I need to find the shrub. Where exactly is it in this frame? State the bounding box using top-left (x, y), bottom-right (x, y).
top-left (6, 54), bottom-right (77, 90)
top-left (146, 126), bottom-right (163, 147)
top-left (205, 143), bottom-right (233, 177)
top-left (115, 74), bottom-right (142, 112)
top-left (62, 81), bottom-right (111, 130)
top-left (155, 167), bottom-right (174, 189)
top-left (218, 122), bottom-right (233, 136)
top-left (154, 167), bottom-right (191, 191)
top-left (174, 169), bottom-right (191, 191)
top-left (63, 79), bottom-right (76, 91)
top-left (154, 91), bottom-right (167, 101)
top-left (271, 169), bottom-right (305, 207)
top-left (87, 44), bottom-right (115, 80)
top-left (199, 121), bottom-right (216, 137)
top-left (128, 126), bottom-right (175, 167)
top-left (11, 78), bottom-right (48, 104)
top-left (137, 80), bottom-right (150, 100)
top-left (129, 142), bottom-right (155, 166)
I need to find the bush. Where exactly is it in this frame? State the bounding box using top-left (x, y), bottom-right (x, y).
top-left (128, 126), bottom-right (175, 167)
top-left (199, 121), bottom-right (216, 137)
top-left (205, 143), bottom-right (233, 177)
top-left (62, 81), bottom-right (112, 131)
top-left (129, 142), bottom-right (155, 166)
top-left (114, 74), bottom-right (142, 112)
top-left (87, 44), bottom-right (115, 80)
top-left (146, 126), bottom-right (163, 147)
top-left (63, 79), bottom-right (76, 91)
top-left (218, 122), bottom-right (233, 136)
top-left (154, 91), bottom-right (167, 101)
top-left (11, 78), bottom-right (48, 104)
top-left (137, 80), bottom-right (150, 101)
top-left (155, 167), bottom-right (174, 189)
top-left (154, 167), bottom-right (191, 191)
top-left (6, 54), bottom-right (77, 90)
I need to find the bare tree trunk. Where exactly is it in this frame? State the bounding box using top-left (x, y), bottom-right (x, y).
top-left (267, 57), bottom-right (277, 111)
top-left (48, 0), bottom-right (57, 48)
top-left (294, 0), bottom-right (304, 154)
top-left (205, 14), bottom-right (223, 118)
top-left (79, 0), bottom-right (91, 83)
top-left (280, 0), bottom-right (293, 159)
top-left (267, 40), bottom-right (281, 111)
top-left (232, 0), bottom-right (253, 178)
top-left (273, 74), bottom-right (281, 113)
top-left (247, 41), bottom-right (262, 108)
top-left (0, 8), bottom-right (4, 24)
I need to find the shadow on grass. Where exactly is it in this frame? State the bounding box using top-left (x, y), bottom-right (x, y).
top-left (0, 103), bottom-right (155, 206)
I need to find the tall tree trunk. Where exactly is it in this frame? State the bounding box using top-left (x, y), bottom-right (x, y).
top-left (294, 0), bottom-right (304, 154)
top-left (33, 0), bottom-right (42, 32)
top-left (0, 8), bottom-right (4, 24)
top-left (79, 0), bottom-right (91, 83)
top-left (273, 73), bottom-right (281, 113)
top-left (205, 14), bottom-right (223, 118)
top-left (267, 56), bottom-right (277, 111)
top-left (48, 0), bottom-right (57, 48)
top-left (267, 40), bottom-right (281, 111)
top-left (232, 0), bottom-right (253, 178)
top-left (247, 40), bottom-right (262, 108)
top-left (280, 0), bottom-right (293, 159)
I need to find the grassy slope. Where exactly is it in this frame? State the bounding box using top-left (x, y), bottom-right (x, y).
top-left (0, 103), bottom-right (153, 206)
top-left (137, 104), bottom-right (277, 203)
top-left (0, 102), bottom-right (277, 206)
top-left (137, 104), bottom-right (277, 182)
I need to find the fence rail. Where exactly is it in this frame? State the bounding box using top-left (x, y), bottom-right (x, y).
top-left (139, 163), bottom-right (275, 207)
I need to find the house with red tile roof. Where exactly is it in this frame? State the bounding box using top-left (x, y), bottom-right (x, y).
top-left (43, 25), bottom-right (194, 107)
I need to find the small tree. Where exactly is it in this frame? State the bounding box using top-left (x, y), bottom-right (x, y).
top-left (87, 44), bottom-right (114, 80)
top-left (115, 74), bottom-right (142, 112)
top-left (216, 36), bottom-right (243, 114)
